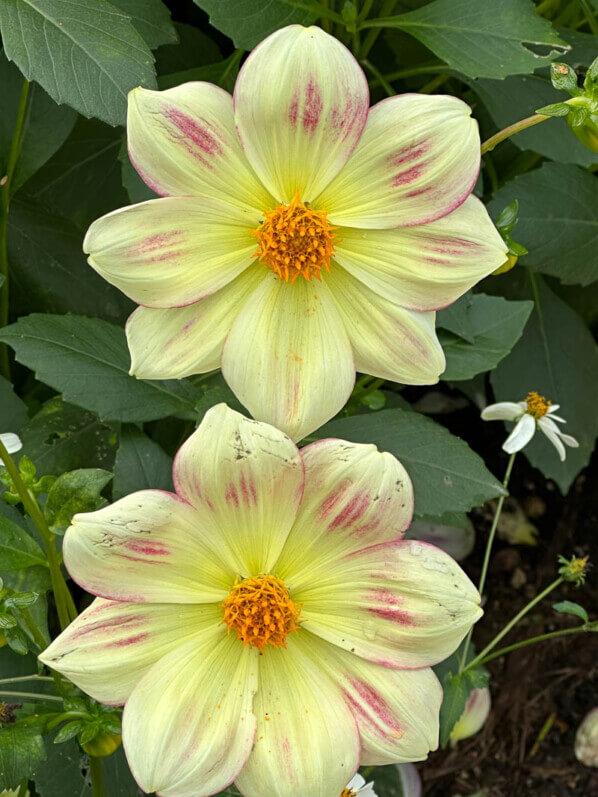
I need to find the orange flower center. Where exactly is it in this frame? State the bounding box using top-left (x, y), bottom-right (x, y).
top-left (222, 575), bottom-right (302, 652)
top-left (525, 391), bottom-right (551, 419)
top-left (340, 790), bottom-right (357, 797)
top-left (252, 191), bottom-right (338, 283)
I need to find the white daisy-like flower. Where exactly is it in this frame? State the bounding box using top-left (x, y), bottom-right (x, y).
top-left (0, 433), bottom-right (22, 455)
top-left (341, 773), bottom-right (377, 796)
top-left (481, 391), bottom-right (579, 462)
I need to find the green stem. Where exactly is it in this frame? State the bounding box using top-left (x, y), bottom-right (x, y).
top-left (580, 0), bottom-right (598, 33)
top-left (459, 453), bottom-right (516, 671)
top-left (45, 710), bottom-right (88, 732)
top-left (362, 59), bottom-right (395, 96)
top-left (218, 49), bottom-right (244, 88)
top-left (351, 377), bottom-right (385, 401)
top-left (89, 755), bottom-right (106, 797)
top-left (357, 0), bottom-right (374, 23)
top-left (481, 114), bottom-right (549, 154)
top-left (358, 0), bottom-right (397, 59)
top-left (320, 0), bottom-right (331, 32)
top-left (419, 72), bottom-right (450, 94)
top-left (0, 79), bottom-right (29, 379)
top-left (18, 606), bottom-right (49, 650)
top-left (0, 441), bottom-right (73, 630)
top-left (17, 779), bottom-right (28, 797)
top-left (477, 624), bottom-right (590, 666)
top-left (379, 62), bottom-right (451, 83)
top-left (0, 690), bottom-right (63, 703)
top-left (0, 675), bottom-right (53, 685)
top-left (466, 576), bottom-right (564, 672)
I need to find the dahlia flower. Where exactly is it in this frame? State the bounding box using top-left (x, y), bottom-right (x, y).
top-left (40, 404), bottom-right (481, 797)
top-left (481, 391), bottom-right (578, 461)
top-left (84, 24), bottom-right (507, 441)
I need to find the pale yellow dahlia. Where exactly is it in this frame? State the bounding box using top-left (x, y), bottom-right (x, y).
top-left (83, 25), bottom-right (507, 441)
top-left (40, 404), bottom-right (482, 797)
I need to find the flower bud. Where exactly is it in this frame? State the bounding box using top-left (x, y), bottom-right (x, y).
top-left (575, 708), bottom-right (598, 767)
top-left (496, 499), bottom-right (538, 546)
top-left (82, 732), bottom-right (122, 757)
top-left (492, 253), bottom-right (518, 276)
top-left (568, 112), bottom-right (598, 153)
top-left (450, 687), bottom-right (491, 742)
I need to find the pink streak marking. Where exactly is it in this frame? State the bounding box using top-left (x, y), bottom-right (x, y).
top-left (126, 540), bottom-right (170, 557)
top-left (392, 163), bottom-right (426, 187)
top-left (388, 145), bottom-right (427, 168)
top-left (70, 614), bottom-right (144, 639)
top-left (348, 678), bottom-right (403, 734)
top-left (303, 80), bottom-right (323, 133)
top-left (288, 94), bottom-right (299, 126)
top-left (167, 107), bottom-right (223, 158)
top-left (106, 632), bottom-right (149, 648)
top-left (317, 480), bottom-right (352, 522)
top-left (225, 483), bottom-right (240, 507)
top-left (329, 491), bottom-right (370, 530)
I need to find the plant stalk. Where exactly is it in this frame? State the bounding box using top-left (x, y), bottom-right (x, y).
top-left (481, 114), bottom-right (549, 154)
top-left (0, 690), bottom-right (63, 703)
top-left (476, 624), bottom-right (593, 666)
top-left (89, 754), bottom-right (106, 797)
top-left (358, 0), bottom-right (398, 59)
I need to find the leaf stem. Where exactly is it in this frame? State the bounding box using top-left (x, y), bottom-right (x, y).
top-left (361, 59), bottom-right (395, 96)
top-left (18, 606), bottom-right (49, 650)
top-left (475, 624), bottom-right (593, 665)
top-left (459, 453), bottom-right (516, 670)
top-left (0, 690), bottom-right (63, 703)
top-left (17, 780), bottom-right (28, 797)
top-left (358, 0), bottom-right (398, 59)
top-left (0, 79), bottom-right (29, 379)
top-left (0, 440), bottom-right (74, 630)
top-left (89, 754), bottom-right (106, 797)
top-left (481, 114), bottom-right (549, 154)
top-left (0, 675), bottom-right (54, 685)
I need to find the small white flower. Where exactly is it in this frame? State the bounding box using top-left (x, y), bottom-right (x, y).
top-left (481, 392), bottom-right (579, 462)
top-left (342, 774), bottom-right (377, 796)
top-left (0, 433), bottom-right (22, 455)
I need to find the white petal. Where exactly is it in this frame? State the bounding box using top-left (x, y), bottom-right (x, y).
top-left (234, 633), bottom-right (360, 797)
top-left (538, 419), bottom-right (567, 461)
top-left (128, 83), bottom-right (273, 212)
top-left (327, 266), bottom-right (445, 384)
top-left (222, 273), bottom-right (355, 442)
top-left (173, 403), bottom-right (304, 575)
top-left (480, 402), bottom-right (524, 422)
top-left (123, 629), bottom-right (257, 797)
top-left (502, 414), bottom-right (536, 454)
top-left (126, 266), bottom-right (266, 379)
top-left (0, 433), bottom-right (22, 454)
top-left (317, 94), bottom-right (479, 228)
top-left (84, 197), bottom-right (257, 309)
top-left (38, 599), bottom-right (220, 704)
top-left (234, 25), bottom-right (369, 203)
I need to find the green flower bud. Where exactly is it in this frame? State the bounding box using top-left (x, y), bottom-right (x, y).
top-left (82, 731), bottom-right (122, 757)
top-left (450, 687), bottom-right (491, 742)
top-left (575, 708), bottom-right (598, 768)
top-left (567, 111), bottom-right (598, 153)
top-left (493, 253), bottom-right (518, 276)
top-left (558, 555), bottom-right (589, 586)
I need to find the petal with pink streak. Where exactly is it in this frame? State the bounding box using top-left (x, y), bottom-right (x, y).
top-left (63, 490), bottom-right (235, 603)
top-left (234, 25), bottom-right (368, 203)
top-left (275, 438), bottom-right (413, 591)
top-left (295, 540), bottom-right (482, 668)
top-left (127, 82), bottom-right (273, 212)
top-left (317, 93), bottom-right (479, 228)
top-left (39, 599), bottom-right (221, 705)
top-left (173, 403), bottom-right (304, 576)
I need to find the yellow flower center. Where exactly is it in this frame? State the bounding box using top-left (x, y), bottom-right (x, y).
top-left (340, 790), bottom-right (357, 797)
top-left (252, 191), bottom-right (338, 283)
top-left (525, 391), bottom-right (551, 419)
top-left (222, 574), bottom-right (302, 652)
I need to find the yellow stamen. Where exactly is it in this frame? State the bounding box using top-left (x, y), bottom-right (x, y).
top-left (222, 575), bottom-right (301, 652)
top-left (340, 790), bottom-right (357, 797)
top-left (252, 191), bottom-right (338, 283)
top-left (525, 391), bottom-right (551, 419)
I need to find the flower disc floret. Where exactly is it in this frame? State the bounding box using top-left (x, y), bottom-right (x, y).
top-left (525, 391), bottom-right (551, 419)
top-left (340, 789), bottom-right (357, 797)
top-left (252, 191), bottom-right (338, 283)
top-left (222, 574), bottom-right (301, 651)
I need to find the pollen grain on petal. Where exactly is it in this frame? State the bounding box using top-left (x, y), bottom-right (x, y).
top-left (252, 191), bottom-right (338, 283)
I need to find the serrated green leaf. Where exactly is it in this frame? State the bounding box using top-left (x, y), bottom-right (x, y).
top-left (553, 600), bottom-right (589, 623)
top-left (490, 276), bottom-right (598, 493)
top-left (370, 0), bottom-right (569, 79)
top-left (0, 376), bottom-right (28, 432)
top-left (314, 409), bottom-right (506, 516)
top-left (113, 426), bottom-right (173, 500)
top-left (437, 293), bottom-right (475, 343)
top-left (193, 0), bottom-right (316, 49)
top-left (0, 314), bottom-right (200, 423)
top-left (0, 0), bottom-right (156, 126)
top-left (155, 22), bottom-right (221, 74)
top-left (489, 163), bottom-right (598, 286)
top-left (111, 0), bottom-right (177, 49)
top-left (0, 721), bottom-right (46, 788)
top-left (45, 468), bottom-right (113, 535)
top-left (439, 294), bottom-right (533, 381)
top-left (0, 516), bottom-right (46, 571)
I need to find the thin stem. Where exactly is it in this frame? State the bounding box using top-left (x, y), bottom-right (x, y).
top-left (380, 63), bottom-right (451, 83)
top-left (89, 755), bottom-right (106, 797)
top-left (18, 606), bottom-right (48, 650)
top-left (357, 0), bottom-right (374, 23)
top-left (17, 780), bottom-right (28, 797)
top-left (351, 377), bottom-right (385, 401)
top-left (362, 59), bottom-right (395, 96)
top-left (477, 625), bottom-right (589, 666)
top-left (0, 690), bottom-right (63, 703)
top-left (218, 49), bottom-right (244, 88)
top-left (481, 114), bottom-right (549, 154)
top-left (358, 0), bottom-right (398, 59)
top-left (0, 441), bottom-right (73, 630)
top-left (466, 576), bottom-right (564, 672)
top-left (320, 0), bottom-right (331, 32)
top-left (0, 79), bottom-right (30, 379)
top-left (46, 710), bottom-right (88, 732)
top-left (580, 0), bottom-right (598, 33)
top-left (0, 675), bottom-right (54, 685)
top-left (419, 72), bottom-right (450, 94)
top-left (459, 453), bottom-right (516, 670)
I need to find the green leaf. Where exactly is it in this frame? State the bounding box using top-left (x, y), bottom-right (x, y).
top-left (113, 425), bottom-right (173, 500)
top-left (0, 566), bottom-right (51, 645)
top-left (0, 515), bottom-right (46, 570)
top-left (22, 117), bottom-right (129, 232)
top-left (44, 469), bottom-right (113, 535)
top-left (553, 600), bottom-right (588, 623)
top-left (21, 398), bottom-right (117, 476)
top-left (550, 61), bottom-right (579, 93)
top-left (119, 136), bottom-right (157, 204)
top-left (193, 0), bottom-right (316, 49)
top-left (439, 294), bottom-right (533, 381)
top-left (158, 51), bottom-right (243, 93)
top-left (0, 0), bottom-right (157, 126)
top-left (0, 721), bottom-right (46, 788)
top-left (0, 50), bottom-right (77, 191)
top-left (433, 643), bottom-right (489, 747)
top-left (53, 721), bottom-right (84, 744)
top-left (315, 409), bottom-right (506, 516)
top-left (489, 163), bottom-right (598, 286)
top-left (155, 22), bottom-right (221, 73)
top-left (491, 276), bottom-right (598, 493)
top-left (7, 198), bottom-right (132, 321)
top-left (0, 375), bottom-right (28, 432)
top-left (376, 0), bottom-right (569, 80)
top-left (0, 314), bottom-right (200, 423)
top-left (436, 292), bottom-right (475, 343)
top-left (111, 0), bottom-right (177, 49)
top-left (5, 625), bottom-right (29, 654)
top-left (364, 763), bottom-right (421, 797)
top-left (472, 76), bottom-right (595, 167)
